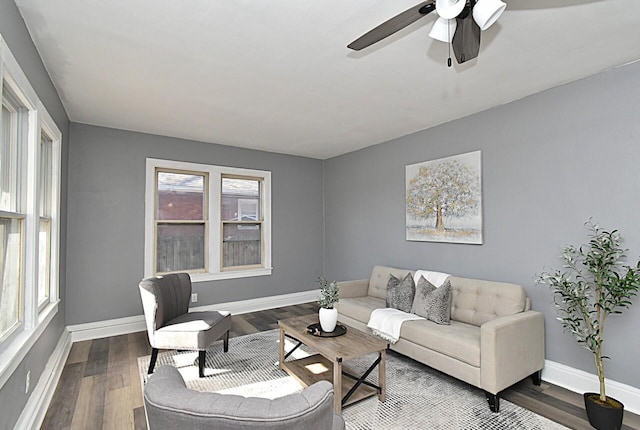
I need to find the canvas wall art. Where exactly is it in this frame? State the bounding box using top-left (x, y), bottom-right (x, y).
top-left (406, 150), bottom-right (482, 244)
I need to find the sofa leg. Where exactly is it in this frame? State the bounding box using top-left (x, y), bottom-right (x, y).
top-left (485, 391), bottom-right (500, 413)
top-left (531, 370), bottom-right (542, 386)
top-left (199, 350), bottom-right (206, 378)
top-left (223, 330), bottom-right (229, 353)
top-left (148, 348), bottom-right (159, 375)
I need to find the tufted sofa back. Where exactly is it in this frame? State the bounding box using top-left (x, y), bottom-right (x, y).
top-left (449, 276), bottom-right (526, 326)
top-left (367, 265), bottom-right (413, 300)
top-left (144, 366), bottom-right (344, 429)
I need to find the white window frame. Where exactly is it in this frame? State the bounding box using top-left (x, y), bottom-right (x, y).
top-left (0, 35), bottom-right (62, 391)
top-left (145, 158), bottom-right (272, 282)
top-left (35, 113), bottom-right (61, 312)
top-left (154, 168), bottom-right (209, 275)
top-left (1, 78), bottom-right (29, 345)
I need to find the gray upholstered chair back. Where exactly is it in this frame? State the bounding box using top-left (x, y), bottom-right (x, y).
top-left (139, 273), bottom-right (192, 346)
top-left (144, 366), bottom-right (345, 430)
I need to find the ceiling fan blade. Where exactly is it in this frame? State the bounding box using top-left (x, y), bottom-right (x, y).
top-left (347, 1), bottom-right (435, 51)
top-left (452, 7), bottom-right (481, 64)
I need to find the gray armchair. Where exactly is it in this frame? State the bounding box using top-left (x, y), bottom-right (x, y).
top-left (144, 366), bottom-right (345, 430)
top-left (139, 273), bottom-right (232, 377)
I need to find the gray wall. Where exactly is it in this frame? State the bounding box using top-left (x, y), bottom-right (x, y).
top-left (324, 60), bottom-right (640, 388)
top-left (0, 0), bottom-right (70, 429)
top-left (65, 123), bottom-right (324, 325)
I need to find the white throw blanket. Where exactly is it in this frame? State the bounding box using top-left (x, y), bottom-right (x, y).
top-left (367, 308), bottom-right (424, 343)
top-left (413, 270), bottom-right (451, 288)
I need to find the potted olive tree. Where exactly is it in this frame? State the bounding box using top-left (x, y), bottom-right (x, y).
top-left (317, 276), bottom-right (340, 332)
top-left (537, 220), bottom-right (640, 430)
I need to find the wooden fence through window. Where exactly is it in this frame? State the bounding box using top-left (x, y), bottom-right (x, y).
top-left (157, 235), bottom-right (260, 272)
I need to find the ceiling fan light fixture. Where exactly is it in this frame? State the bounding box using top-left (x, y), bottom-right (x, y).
top-left (472, 0), bottom-right (506, 31)
top-left (435, 0), bottom-right (466, 19)
top-left (429, 17), bottom-right (457, 43)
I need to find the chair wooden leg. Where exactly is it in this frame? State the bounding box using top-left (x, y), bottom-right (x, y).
top-left (223, 330), bottom-right (229, 353)
top-left (148, 348), bottom-right (159, 375)
top-left (199, 350), bottom-right (206, 378)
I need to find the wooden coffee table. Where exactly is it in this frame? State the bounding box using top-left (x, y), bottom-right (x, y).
top-left (278, 314), bottom-right (388, 413)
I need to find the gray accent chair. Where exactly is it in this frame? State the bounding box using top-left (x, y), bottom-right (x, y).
top-left (139, 273), bottom-right (232, 377)
top-left (144, 366), bottom-right (345, 430)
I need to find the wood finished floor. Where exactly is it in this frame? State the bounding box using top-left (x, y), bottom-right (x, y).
top-left (41, 302), bottom-right (640, 430)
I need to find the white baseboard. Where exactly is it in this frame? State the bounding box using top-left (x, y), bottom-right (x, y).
top-left (15, 329), bottom-right (72, 430)
top-left (68, 314), bottom-right (147, 342)
top-left (543, 359), bottom-right (640, 415)
top-left (68, 289), bottom-right (320, 342)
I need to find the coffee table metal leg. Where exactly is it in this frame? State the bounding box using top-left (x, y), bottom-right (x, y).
top-left (279, 328), bottom-right (285, 370)
top-left (379, 349), bottom-right (386, 402)
top-left (334, 358), bottom-right (343, 413)
top-left (341, 353), bottom-right (382, 406)
top-left (283, 334), bottom-right (303, 360)
top-left (342, 372), bottom-right (380, 391)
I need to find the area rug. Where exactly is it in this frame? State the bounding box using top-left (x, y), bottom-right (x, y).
top-left (138, 330), bottom-right (567, 430)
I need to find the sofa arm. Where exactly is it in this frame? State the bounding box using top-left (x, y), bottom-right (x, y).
top-left (480, 310), bottom-right (545, 394)
top-left (338, 279), bottom-right (369, 298)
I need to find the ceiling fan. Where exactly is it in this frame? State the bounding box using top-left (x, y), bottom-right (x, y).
top-left (347, 0), bottom-right (506, 66)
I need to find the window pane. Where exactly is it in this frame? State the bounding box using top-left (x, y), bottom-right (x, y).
top-left (39, 134), bottom-right (53, 217)
top-left (157, 171), bottom-right (205, 220)
top-left (222, 178), bottom-right (260, 221)
top-left (156, 223), bottom-right (205, 272)
top-left (222, 223), bottom-right (261, 268)
top-left (1, 103), bottom-right (15, 212)
top-left (0, 218), bottom-right (22, 339)
top-left (38, 134), bottom-right (53, 306)
top-left (38, 219), bottom-right (50, 305)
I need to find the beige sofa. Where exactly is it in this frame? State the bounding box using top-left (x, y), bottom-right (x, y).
top-left (335, 265), bottom-right (545, 412)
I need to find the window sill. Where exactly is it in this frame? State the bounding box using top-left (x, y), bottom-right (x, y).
top-left (0, 300), bottom-right (59, 390)
top-left (191, 267), bottom-right (273, 283)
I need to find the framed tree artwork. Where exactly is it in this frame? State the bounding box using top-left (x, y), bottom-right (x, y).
top-left (406, 150), bottom-right (482, 244)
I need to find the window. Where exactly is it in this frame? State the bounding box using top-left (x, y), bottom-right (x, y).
top-left (145, 159), bottom-right (271, 281)
top-left (221, 176), bottom-right (262, 269)
top-left (38, 132), bottom-right (53, 309)
top-left (155, 170), bottom-right (208, 274)
top-left (0, 35), bottom-right (62, 387)
top-left (1, 83), bottom-right (27, 342)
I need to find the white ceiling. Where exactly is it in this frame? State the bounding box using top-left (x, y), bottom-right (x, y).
top-left (14, 0), bottom-right (640, 159)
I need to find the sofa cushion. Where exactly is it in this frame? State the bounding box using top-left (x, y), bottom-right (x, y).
top-left (154, 311), bottom-right (232, 350)
top-left (449, 276), bottom-right (526, 327)
top-left (368, 265), bottom-right (413, 300)
top-left (400, 319), bottom-right (481, 367)
top-left (335, 296), bottom-right (385, 325)
top-left (412, 277), bottom-right (453, 324)
top-left (411, 276), bottom-right (436, 317)
top-left (429, 281), bottom-right (453, 325)
top-left (386, 273), bottom-right (415, 312)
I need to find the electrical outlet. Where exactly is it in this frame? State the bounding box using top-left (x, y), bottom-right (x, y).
top-left (191, 293), bottom-right (198, 303)
top-left (25, 371), bottom-right (30, 394)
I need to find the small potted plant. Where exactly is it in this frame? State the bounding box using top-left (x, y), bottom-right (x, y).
top-left (537, 220), bottom-right (640, 430)
top-left (317, 275), bottom-right (340, 332)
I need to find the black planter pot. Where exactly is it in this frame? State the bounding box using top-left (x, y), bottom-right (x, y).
top-left (584, 392), bottom-right (624, 430)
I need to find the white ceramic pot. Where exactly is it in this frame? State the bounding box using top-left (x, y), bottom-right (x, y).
top-left (319, 307), bottom-right (338, 332)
